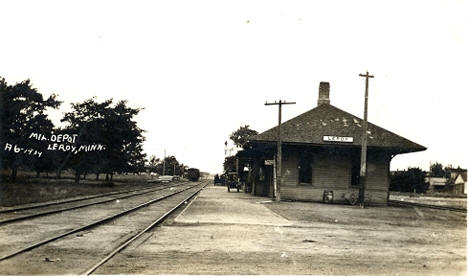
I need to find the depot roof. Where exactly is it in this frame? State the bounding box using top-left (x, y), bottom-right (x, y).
top-left (250, 103), bottom-right (426, 154)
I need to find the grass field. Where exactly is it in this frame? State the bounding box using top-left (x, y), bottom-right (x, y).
top-left (0, 169), bottom-right (155, 207)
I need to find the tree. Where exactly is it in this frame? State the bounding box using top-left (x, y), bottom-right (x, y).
top-left (102, 100), bottom-right (146, 176)
top-left (390, 167), bottom-right (428, 193)
top-left (224, 125), bottom-right (258, 176)
top-left (46, 128), bottom-right (72, 179)
top-left (0, 77), bottom-right (61, 181)
top-left (430, 162), bottom-right (445, 177)
top-left (62, 98), bottom-right (146, 182)
top-left (62, 98), bottom-right (112, 182)
top-left (229, 125), bottom-right (258, 149)
top-left (178, 164), bottom-right (188, 176)
top-left (147, 155), bottom-right (160, 174)
top-left (223, 155), bottom-right (237, 173)
top-left (443, 165), bottom-right (453, 179)
top-left (155, 156), bottom-right (181, 176)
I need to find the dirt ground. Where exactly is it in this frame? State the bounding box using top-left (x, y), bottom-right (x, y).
top-left (95, 185), bottom-right (466, 275)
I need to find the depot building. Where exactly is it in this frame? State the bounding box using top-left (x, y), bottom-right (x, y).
top-left (242, 82), bottom-right (426, 205)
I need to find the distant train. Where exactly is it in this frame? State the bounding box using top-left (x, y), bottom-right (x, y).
top-left (186, 168), bottom-right (200, 181)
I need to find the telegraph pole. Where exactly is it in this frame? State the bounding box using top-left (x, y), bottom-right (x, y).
top-left (265, 100), bottom-right (296, 202)
top-left (163, 148), bottom-right (166, 176)
top-left (358, 71), bottom-right (374, 207)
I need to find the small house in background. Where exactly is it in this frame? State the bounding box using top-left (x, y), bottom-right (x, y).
top-left (446, 168), bottom-right (467, 195)
top-left (425, 176), bottom-right (448, 192)
top-left (425, 168), bottom-right (467, 195)
top-left (243, 82), bottom-right (426, 205)
top-left (452, 173), bottom-right (467, 195)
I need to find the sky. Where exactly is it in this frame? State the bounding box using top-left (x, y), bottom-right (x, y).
top-left (1, 0), bottom-right (467, 174)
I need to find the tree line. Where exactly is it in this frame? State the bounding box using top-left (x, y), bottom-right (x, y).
top-left (147, 155), bottom-right (188, 176)
top-left (1, 77), bottom-right (147, 182)
top-left (389, 162), bottom-right (461, 193)
top-left (389, 168), bottom-right (428, 193)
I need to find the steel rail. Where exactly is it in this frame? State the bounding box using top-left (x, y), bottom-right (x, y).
top-left (0, 183), bottom-right (201, 262)
top-left (0, 182), bottom-right (185, 214)
top-left (83, 181), bottom-right (209, 275)
top-left (388, 200), bottom-right (467, 213)
top-left (0, 183), bottom-right (186, 225)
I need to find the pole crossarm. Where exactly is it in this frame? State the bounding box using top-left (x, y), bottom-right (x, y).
top-left (265, 99), bottom-right (296, 202)
top-left (265, 100), bottom-right (296, 106)
top-left (359, 72), bottom-right (374, 79)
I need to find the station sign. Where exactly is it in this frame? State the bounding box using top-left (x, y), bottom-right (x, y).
top-left (323, 136), bottom-right (354, 143)
top-left (264, 159), bottom-right (274, 166)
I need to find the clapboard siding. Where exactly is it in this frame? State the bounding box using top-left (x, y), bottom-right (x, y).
top-left (366, 156), bottom-right (390, 191)
top-left (282, 186), bottom-right (325, 201)
top-left (312, 153), bottom-right (351, 189)
top-left (252, 148), bottom-right (391, 205)
top-left (282, 186), bottom-right (388, 205)
top-left (363, 189), bottom-right (388, 204)
top-left (278, 150), bottom-right (390, 205)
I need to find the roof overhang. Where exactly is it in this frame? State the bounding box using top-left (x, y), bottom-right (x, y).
top-left (250, 139), bottom-right (426, 155)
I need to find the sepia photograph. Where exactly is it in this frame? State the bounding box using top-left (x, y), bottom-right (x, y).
top-left (0, 1), bottom-right (466, 275)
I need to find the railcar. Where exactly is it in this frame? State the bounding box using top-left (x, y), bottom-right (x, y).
top-left (186, 168), bottom-right (200, 181)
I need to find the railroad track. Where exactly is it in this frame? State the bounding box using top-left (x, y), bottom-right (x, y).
top-left (0, 182), bottom-right (186, 225)
top-left (0, 180), bottom-right (208, 275)
top-left (388, 200), bottom-right (467, 213)
top-left (84, 181), bottom-right (208, 275)
top-left (0, 181), bottom-right (182, 213)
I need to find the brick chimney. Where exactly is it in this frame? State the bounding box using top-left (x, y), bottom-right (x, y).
top-left (317, 82), bottom-right (330, 106)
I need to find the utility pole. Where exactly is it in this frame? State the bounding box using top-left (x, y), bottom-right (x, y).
top-left (358, 71), bottom-right (374, 207)
top-left (265, 100), bottom-right (296, 202)
top-left (163, 148), bottom-right (166, 176)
